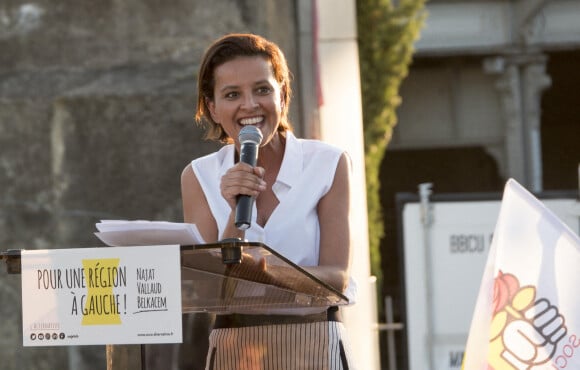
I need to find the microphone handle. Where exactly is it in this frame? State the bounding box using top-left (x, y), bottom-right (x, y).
top-left (235, 141), bottom-right (259, 230)
top-left (235, 195), bottom-right (253, 230)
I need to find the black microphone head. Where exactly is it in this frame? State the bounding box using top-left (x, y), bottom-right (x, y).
top-left (238, 125), bottom-right (263, 145)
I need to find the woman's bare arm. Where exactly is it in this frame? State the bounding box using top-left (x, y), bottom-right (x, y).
top-left (181, 164), bottom-right (220, 242)
top-left (303, 153), bottom-right (352, 292)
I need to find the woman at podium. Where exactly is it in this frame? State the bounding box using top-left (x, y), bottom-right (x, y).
top-left (181, 33), bottom-right (356, 370)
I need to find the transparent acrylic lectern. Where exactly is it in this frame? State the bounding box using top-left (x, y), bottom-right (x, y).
top-left (1, 240), bottom-right (349, 370)
top-left (180, 240), bottom-right (348, 313)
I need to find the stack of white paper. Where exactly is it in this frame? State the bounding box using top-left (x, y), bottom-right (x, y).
top-left (95, 220), bottom-right (205, 247)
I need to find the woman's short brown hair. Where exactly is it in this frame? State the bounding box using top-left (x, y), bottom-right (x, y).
top-left (196, 33), bottom-right (293, 143)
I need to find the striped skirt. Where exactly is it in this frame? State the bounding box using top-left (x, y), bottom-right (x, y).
top-left (205, 321), bottom-right (355, 370)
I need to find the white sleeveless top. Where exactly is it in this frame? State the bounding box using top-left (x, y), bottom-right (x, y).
top-left (191, 132), bottom-right (357, 303)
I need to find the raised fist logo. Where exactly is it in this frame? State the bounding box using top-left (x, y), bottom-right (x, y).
top-left (488, 271), bottom-right (567, 369)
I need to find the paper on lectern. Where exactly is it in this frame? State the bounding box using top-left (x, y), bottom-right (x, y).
top-left (95, 220), bottom-right (205, 247)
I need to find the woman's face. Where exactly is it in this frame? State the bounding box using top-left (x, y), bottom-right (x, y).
top-left (207, 56), bottom-right (285, 148)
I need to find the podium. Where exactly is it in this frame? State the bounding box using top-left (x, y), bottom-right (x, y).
top-left (1, 240), bottom-right (348, 369)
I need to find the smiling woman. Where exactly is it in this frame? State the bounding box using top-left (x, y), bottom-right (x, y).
top-left (207, 56), bottom-right (286, 165)
top-left (181, 33), bottom-right (356, 370)
top-left (195, 33), bottom-right (293, 144)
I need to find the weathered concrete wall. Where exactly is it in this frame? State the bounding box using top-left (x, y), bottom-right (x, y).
top-left (0, 1), bottom-right (298, 369)
top-left (1, 0), bottom-right (240, 70)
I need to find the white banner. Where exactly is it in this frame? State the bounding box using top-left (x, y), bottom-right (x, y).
top-left (21, 245), bottom-right (182, 346)
top-left (402, 189), bottom-right (577, 369)
top-left (463, 179), bottom-right (580, 369)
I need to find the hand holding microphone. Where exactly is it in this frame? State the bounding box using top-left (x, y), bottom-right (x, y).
top-left (234, 125), bottom-right (263, 230)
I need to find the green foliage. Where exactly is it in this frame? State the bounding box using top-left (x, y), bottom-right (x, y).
top-left (356, 0), bottom-right (427, 283)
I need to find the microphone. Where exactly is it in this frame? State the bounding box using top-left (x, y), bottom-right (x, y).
top-left (235, 125), bottom-right (263, 230)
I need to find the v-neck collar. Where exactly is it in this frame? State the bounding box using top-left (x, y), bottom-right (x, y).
top-left (218, 131), bottom-right (303, 191)
top-left (217, 131), bottom-right (303, 231)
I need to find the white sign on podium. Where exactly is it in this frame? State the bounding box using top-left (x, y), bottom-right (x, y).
top-left (21, 245), bottom-right (182, 346)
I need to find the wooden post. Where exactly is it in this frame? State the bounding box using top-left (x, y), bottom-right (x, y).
top-left (106, 345), bottom-right (142, 370)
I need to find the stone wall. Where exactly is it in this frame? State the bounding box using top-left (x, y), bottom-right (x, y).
top-left (0, 1), bottom-right (298, 369)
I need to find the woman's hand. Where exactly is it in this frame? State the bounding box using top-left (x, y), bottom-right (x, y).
top-left (220, 162), bottom-right (267, 209)
top-left (225, 253), bottom-right (270, 282)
